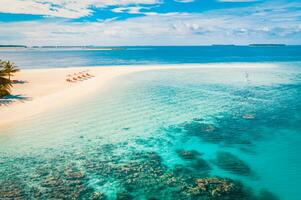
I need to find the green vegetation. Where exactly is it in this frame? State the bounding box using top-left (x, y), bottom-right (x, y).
top-left (0, 45), bottom-right (27, 48)
top-left (0, 60), bottom-right (20, 97)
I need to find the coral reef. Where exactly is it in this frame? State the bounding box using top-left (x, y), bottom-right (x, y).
top-left (183, 177), bottom-right (250, 200)
top-left (258, 189), bottom-right (280, 200)
top-left (191, 158), bottom-right (211, 172)
top-left (213, 151), bottom-right (252, 176)
top-left (0, 144), bottom-right (275, 200)
top-left (176, 149), bottom-right (202, 160)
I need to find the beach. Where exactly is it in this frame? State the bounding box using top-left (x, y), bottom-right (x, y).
top-left (1, 65), bottom-right (190, 127)
top-left (0, 66), bottom-right (152, 127)
top-left (0, 63), bottom-right (277, 128)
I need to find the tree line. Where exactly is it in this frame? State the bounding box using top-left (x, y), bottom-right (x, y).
top-left (0, 60), bottom-right (20, 97)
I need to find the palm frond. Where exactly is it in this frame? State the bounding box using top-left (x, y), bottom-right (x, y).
top-left (0, 84), bottom-right (11, 97)
top-left (1, 60), bottom-right (20, 80)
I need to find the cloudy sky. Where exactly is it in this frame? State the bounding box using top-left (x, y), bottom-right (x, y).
top-left (0, 0), bottom-right (300, 45)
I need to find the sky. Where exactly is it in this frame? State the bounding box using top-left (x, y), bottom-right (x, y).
top-left (0, 0), bottom-right (300, 46)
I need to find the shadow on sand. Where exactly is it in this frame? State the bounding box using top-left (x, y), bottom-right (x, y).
top-left (12, 80), bottom-right (29, 84)
top-left (0, 94), bottom-right (32, 106)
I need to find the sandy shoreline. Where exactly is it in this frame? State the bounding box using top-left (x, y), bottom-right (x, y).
top-left (0, 63), bottom-right (277, 127)
top-left (0, 65), bottom-right (182, 127)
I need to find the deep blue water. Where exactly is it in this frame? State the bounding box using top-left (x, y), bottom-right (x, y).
top-left (0, 46), bottom-right (301, 68)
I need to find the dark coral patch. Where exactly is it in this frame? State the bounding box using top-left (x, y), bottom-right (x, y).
top-left (176, 149), bottom-right (202, 160)
top-left (90, 192), bottom-right (107, 200)
top-left (213, 151), bottom-right (252, 176)
top-left (0, 147), bottom-right (268, 200)
top-left (258, 189), bottom-right (280, 200)
top-left (183, 121), bottom-right (223, 143)
top-left (182, 177), bottom-right (252, 199)
top-left (191, 158), bottom-right (211, 172)
top-left (116, 192), bottom-right (134, 200)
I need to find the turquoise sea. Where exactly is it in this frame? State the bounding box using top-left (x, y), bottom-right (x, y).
top-left (1, 46), bottom-right (301, 199)
top-left (0, 46), bottom-right (300, 68)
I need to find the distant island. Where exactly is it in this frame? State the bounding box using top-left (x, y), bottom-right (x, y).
top-left (249, 44), bottom-right (286, 47)
top-left (0, 45), bottom-right (125, 50)
top-left (211, 44), bottom-right (237, 47)
top-left (211, 44), bottom-right (287, 47)
top-left (0, 44), bottom-right (291, 50)
top-left (0, 45), bottom-right (27, 48)
top-left (30, 46), bottom-right (124, 50)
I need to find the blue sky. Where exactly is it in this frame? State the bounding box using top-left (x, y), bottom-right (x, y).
top-left (0, 0), bottom-right (300, 45)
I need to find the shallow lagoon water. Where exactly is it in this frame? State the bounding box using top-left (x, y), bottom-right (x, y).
top-left (1, 63), bottom-right (301, 199)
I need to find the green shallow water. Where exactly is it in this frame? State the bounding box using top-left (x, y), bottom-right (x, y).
top-left (1, 63), bottom-right (301, 200)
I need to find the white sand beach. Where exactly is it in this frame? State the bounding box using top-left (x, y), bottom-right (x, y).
top-left (0, 65), bottom-right (183, 127)
top-left (0, 63), bottom-right (277, 127)
top-left (0, 67), bottom-right (128, 127)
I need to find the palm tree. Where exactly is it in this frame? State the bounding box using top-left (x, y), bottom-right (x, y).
top-left (0, 60), bottom-right (13, 97)
top-left (0, 69), bottom-right (11, 97)
top-left (0, 84), bottom-right (11, 97)
top-left (2, 61), bottom-right (20, 81)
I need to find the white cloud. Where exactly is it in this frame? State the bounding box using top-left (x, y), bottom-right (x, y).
top-left (111, 6), bottom-right (149, 14)
top-left (0, 0), bottom-right (159, 18)
top-left (111, 6), bottom-right (181, 16)
top-left (0, 1), bottom-right (300, 45)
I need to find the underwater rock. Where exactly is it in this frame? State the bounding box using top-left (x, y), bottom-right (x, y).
top-left (112, 152), bottom-right (167, 191)
top-left (102, 151), bottom-right (256, 199)
top-left (258, 189), bottom-right (280, 200)
top-left (147, 197), bottom-right (159, 200)
top-left (116, 192), bottom-right (134, 200)
top-left (144, 152), bottom-right (162, 165)
top-left (90, 192), bottom-right (107, 200)
top-left (191, 158), bottom-right (211, 172)
top-left (213, 151), bottom-right (252, 176)
top-left (108, 152), bottom-right (194, 199)
top-left (99, 144), bottom-right (115, 153)
top-left (176, 149), bottom-right (202, 160)
top-left (65, 170), bottom-right (85, 180)
top-left (238, 146), bottom-right (257, 154)
top-left (0, 186), bottom-right (23, 199)
top-left (170, 114), bottom-right (264, 148)
top-left (42, 176), bottom-right (62, 187)
top-left (193, 118), bottom-right (204, 122)
top-left (173, 163), bottom-right (210, 181)
top-left (160, 173), bottom-right (178, 187)
top-left (36, 163), bottom-right (98, 199)
top-left (184, 121), bottom-right (217, 134)
top-left (182, 121), bottom-right (223, 143)
top-left (243, 114), bottom-right (255, 120)
top-left (197, 178), bottom-right (235, 196)
top-left (183, 177), bottom-right (249, 199)
top-left (172, 164), bottom-right (195, 179)
top-left (0, 146), bottom-right (263, 200)
top-left (165, 125), bottom-right (183, 134)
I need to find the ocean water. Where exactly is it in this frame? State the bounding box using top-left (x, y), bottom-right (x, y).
top-left (0, 46), bottom-right (301, 68)
top-left (1, 61), bottom-right (301, 199)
